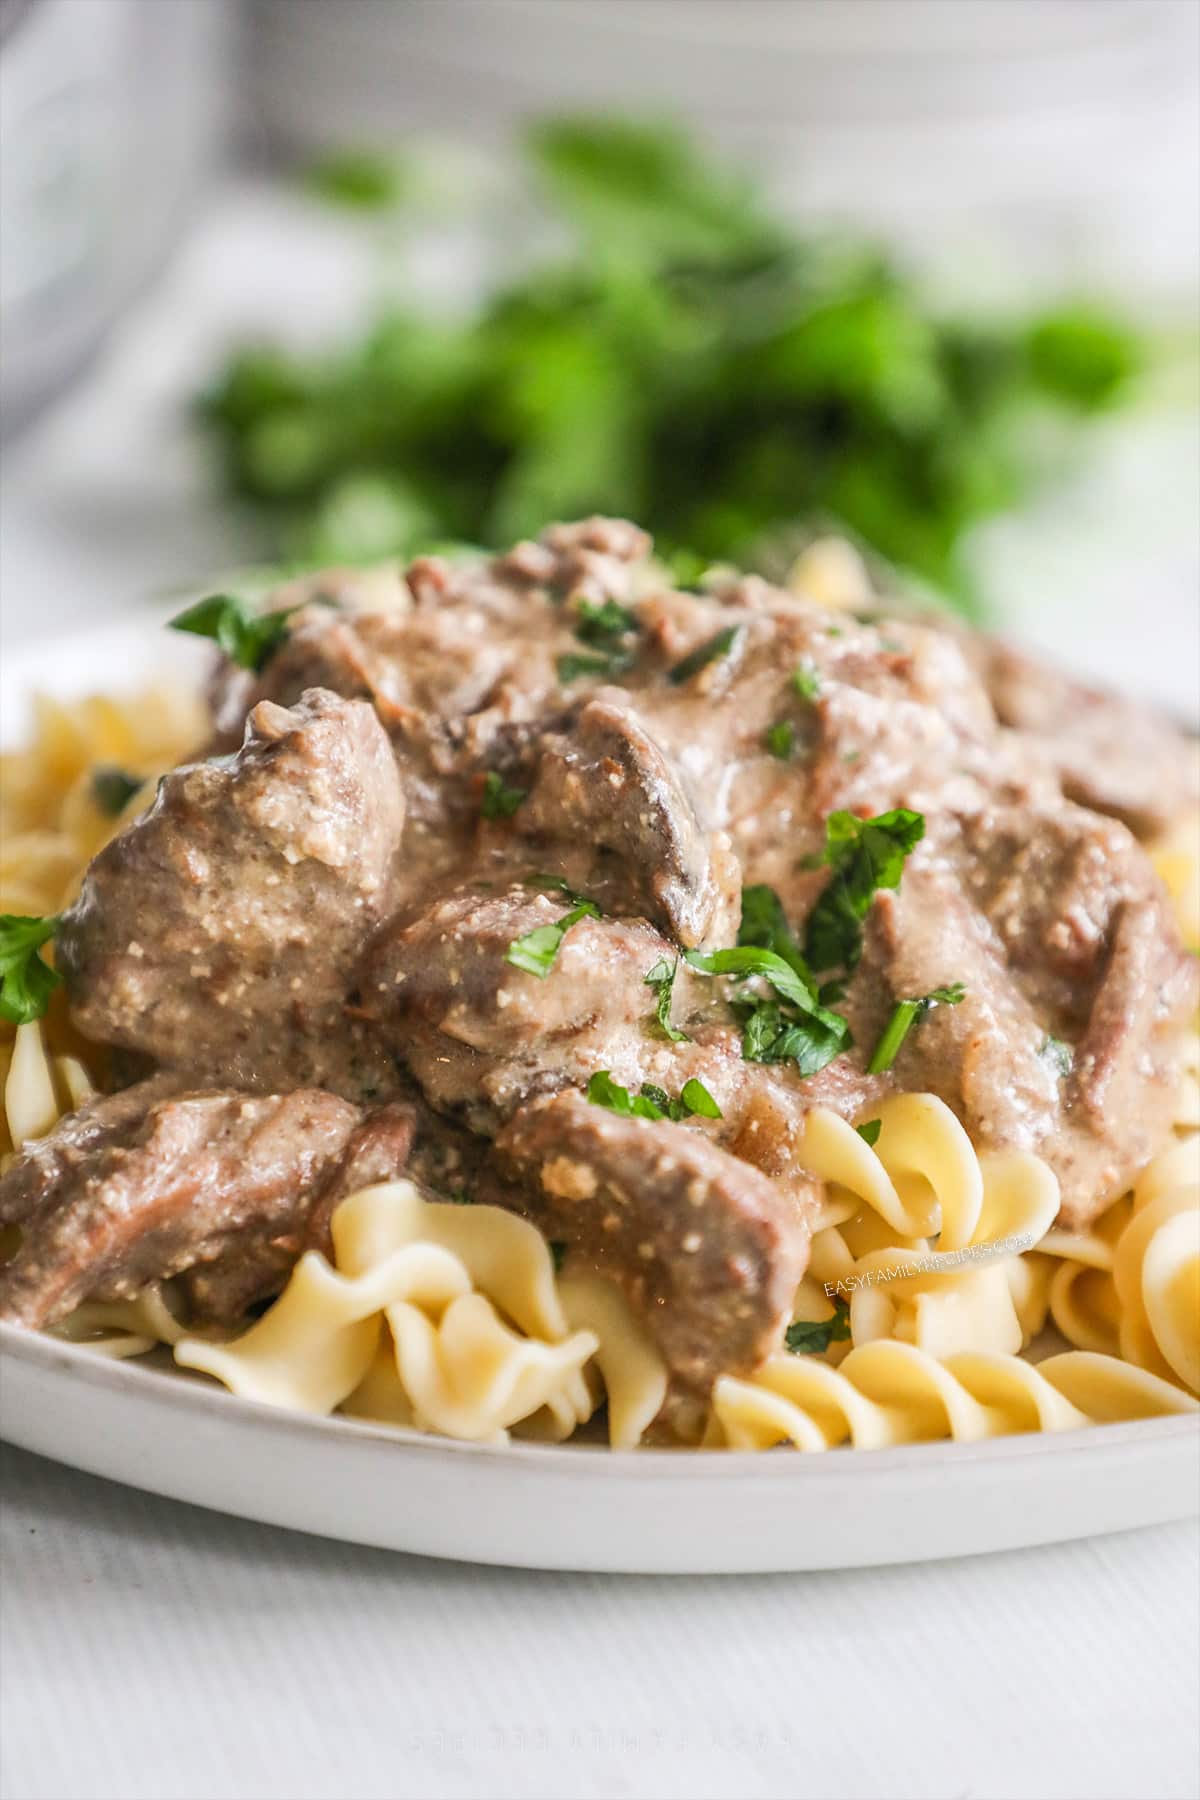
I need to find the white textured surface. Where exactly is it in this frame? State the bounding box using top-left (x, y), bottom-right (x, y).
top-left (2, 1442), bottom-right (1199, 1800)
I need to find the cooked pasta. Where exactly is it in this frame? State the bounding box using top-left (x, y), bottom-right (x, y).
top-left (175, 1182), bottom-right (606, 1444)
top-left (708, 1344), bottom-right (1197, 1453)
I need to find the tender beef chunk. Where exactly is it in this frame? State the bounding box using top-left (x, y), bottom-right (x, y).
top-left (364, 886), bottom-right (880, 1216)
top-left (211, 519), bottom-right (654, 753)
top-left (56, 517), bottom-right (1199, 1293)
top-left (0, 1074), bottom-right (182, 1229)
top-left (518, 692), bottom-right (740, 948)
top-left (861, 804), bottom-right (1198, 1221)
top-left (0, 1084), bottom-right (414, 1329)
top-left (361, 885), bottom-right (676, 1130)
top-left (496, 1090), bottom-right (811, 1390)
top-left (58, 689), bottom-right (404, 1097)
top-left (972, 638), bottom-right (1199, 838)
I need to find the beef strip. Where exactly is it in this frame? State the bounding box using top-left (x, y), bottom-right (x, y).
top-left (495, 1090), bottom-right (812, 1390)
top-left (858, 801), bottom-right (1198, 1219)
top-left (360, 885), bottom-right (679, 1131)
top-left (969, 637), bottom-right (1199, 838)
top-left (58, 688), bottom-right (405, 1097)
top-left (517, 691), bottom-right (740, 948)
top-left (0, 1083), bottom-right (414, 1329)
top-left (364, 886), bottom-right (883, 1215)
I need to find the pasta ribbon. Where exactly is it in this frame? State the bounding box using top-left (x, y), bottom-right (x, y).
top-left (798, 1102), bottom-right (1061, 1358)
top-left (709, 1344), bottom-right (1197, 1453)
top-left (176, 1182), bottom-right (600, 1442)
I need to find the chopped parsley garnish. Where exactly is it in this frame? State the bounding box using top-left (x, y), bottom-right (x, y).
top-left (1039, 1035), bottom-right (1075, 1079)
top-left (480, 771), bottom-right (527, 820)
top-left (785, 1302), bottom-right (851, 1355)
top-left (549, 1240), bottom-right (568, 1274)
top-left (574, 597), bottom-right (639, 645)
top-left (557, 649), bottom-right (627, 684)
top-left (0, 914), bottom-right (62, 1025)
top-left (684, 943), bottom-right (852, 1078)
top-left (855, 1118), bottom-right (882, 1147)
top-left (644, 957), bottom-right (689, 1043)
top-left (668, 625), bottom-right (741, 686)
top-left (764, 720), bottom-right (795, 760)
top-left (679, 1077), bottom-right (723, 1119)
top-left (557, 597), bottom-right (641, 684)
top-left (91, 767), bottom-right (143, 816)
top-left (169, 593), bottom-right (308, 672)
top-left (737, 884), bottom-right (811, 983)
top-left (792, 661), bottom-right (822, 701)
top-left (803, 808), bottom-right (925, 973)
top-left (586, 1070), bottom-right (722, 1123)
top-left (867, 983), bottom-right (965, 1073)
top-left (505, 898), bottom-right (599, 978)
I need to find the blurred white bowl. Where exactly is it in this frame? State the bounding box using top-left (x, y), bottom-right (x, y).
top-left (244, 0), bottom-right (1199, 303)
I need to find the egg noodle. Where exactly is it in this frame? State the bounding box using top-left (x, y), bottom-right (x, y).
top-left (2, 687), bottom-right (1197, 1449)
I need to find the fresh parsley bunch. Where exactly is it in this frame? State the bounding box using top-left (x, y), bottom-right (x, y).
top-left (199, 119), bottom-right (1139, 614)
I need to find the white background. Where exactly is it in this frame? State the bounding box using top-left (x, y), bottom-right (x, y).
top-left (1, 180), bottom-right (1198, 1800)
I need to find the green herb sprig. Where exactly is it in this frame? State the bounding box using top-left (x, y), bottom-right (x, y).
top-left (586, 1069), bottom-right (722, 1123)
top-left (867, 983), bottom-right (966, 1073)
top-left (785, 1302), bottom-right (851, 1355)
top-left (480, 771), bottom-right (527, 820)
top-left (804, 808), bottom-right (925, 973)
top-left (506, 892), bottom-right (600, 977)
top-left (0, 915), bottom-right (62, 1025)
top-left (643, 957), bottom-right (689, 1042)
top-left (169, 593), bottom-right (306, 673)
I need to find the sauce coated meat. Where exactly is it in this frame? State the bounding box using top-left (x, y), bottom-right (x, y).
top-left (3, 518), bottom-right (1195, 1393)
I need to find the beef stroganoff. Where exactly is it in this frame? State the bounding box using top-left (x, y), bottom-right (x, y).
top-left (1, 520), bottom-right (1197, 1449)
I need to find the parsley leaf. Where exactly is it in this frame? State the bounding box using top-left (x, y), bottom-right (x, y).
top-left (684, 944), bottom-right (815, 1010)
top-left (549, 1240), bottom-right (568, 1274)
top-left (792, 661), bottom-right (822, 701)
top-left (169, 593), bottom-right (305, 673)
top-left (480, 770), bottom-right (527, 820)
top-left (867, 982), bottom-right (965, 1073)
top-left (737, 884), bottom-right (811, 984)
top-left (764, 720), bottom-right (795, 760)
top-left (644, 957), bottom-right (689, 1042)
top-left (679, 1077), bottom-right (722, 1119)
top-left (737, 999), bottom-right (852, 1077)
top-left (684, 942), bottom-right (851, 1077)
top-left (557, 597), bottom-right (641, 685)
top-left (574, 597), bottom-right (639, 645)
top-left (804, 808), bottom-right (925, 972)
top-left (306, 148), bottom-right (407, 210)
top-left (505, 899), bottom-right (599, 978)
top-left (0, 914), bottom-right (62, 1025)
top-left (785, 1302), bottom-right (851, 1355)
top-left (855, 1118), bottom-right (882, 1146)
top-left (668, 625), bottom-right (741, 686)
top-left (91, 767), bottom-right (144, 816)
top-left (586, 1070), bottom-right (722, 1123)
top-left (556, 648), bottom-right (633, 684)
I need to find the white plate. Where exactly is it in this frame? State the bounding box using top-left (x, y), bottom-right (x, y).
top-left (1, 615), bottom-right (1197, 1573)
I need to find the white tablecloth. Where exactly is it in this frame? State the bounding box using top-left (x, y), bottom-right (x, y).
top-left (1, 181), bottom-right (1198, 1800)
top-left (3, 1442), bottom-right (1197, 1800)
